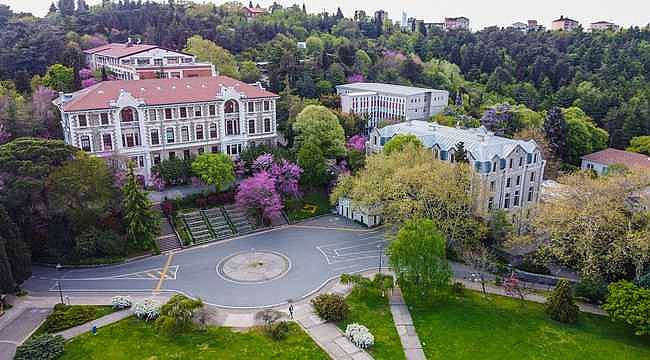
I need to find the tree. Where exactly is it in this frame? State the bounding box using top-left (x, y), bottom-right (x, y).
top-left (42, 64), bottom-right (74, 93)
top-left (191, 153), bottom-right (235, 191)
top-left (545, 279), bottom-right (579, 324)
top-left (122, 163), bottom-right (159, 251)
top-left (544, 107), bottom-right (569, 163)
top-left (184, 36), bottom-right (239, 78)
top-left (564, 107), bottom-right (608, 165)
top-left (153, 157), bottom-right (193, 186)
top-left (293, 105), bottom-right (346, 158)
top-left (627, 136), bottom-right (650, 155)
top-left (0, 205), bottom-right (30, 293)
top-left (57, 0), bottom-right (75, 16)
top-left (235, 171), bottom-right (283, 223)
top-left (156, 294), bottom-right (203, 335)
top-left (383, 134), bottom-right (423, 156)
top-left (603, 281), bottom-right (650, 336)
top-left (514, 128), bottom-right (562, 179)
top-left (297, 142), bottom-right (328, 188)
top-left (239, 60), bottom-right (261, 83)
top-left (389, 218), bottom-right (451, 301)
top-left (453, 141), bottom-right (468, 163)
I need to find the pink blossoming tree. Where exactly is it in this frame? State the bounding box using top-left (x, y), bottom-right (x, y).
top-left (235, 171), bottom-right (283, 223)
top-left (252, 154), bottom-right (303, 198)
top-left (346, 135), bottom-right (366, 152)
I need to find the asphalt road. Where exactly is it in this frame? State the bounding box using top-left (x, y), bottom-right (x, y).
top-left (24, 216), bottom-right (389, 308)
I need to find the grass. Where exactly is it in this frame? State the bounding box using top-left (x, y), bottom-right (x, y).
top-left (405, 290), bottom-right (650, 360)
top-left (337, 289), bottom-right (405, 360)
top-left (61, 317), bottom-right (329, 360)
top-left (286, 190), bottom-right (331, 222)
top-left (34, 305), bottom-right (117, 336)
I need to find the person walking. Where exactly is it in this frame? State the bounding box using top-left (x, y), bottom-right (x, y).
top-left (288, 303), bottom-right (294, 319)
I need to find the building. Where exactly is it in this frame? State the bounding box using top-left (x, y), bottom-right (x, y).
top-left (527, 20), bottom-right (544, 31)
top-left (243, 6), bottom-right (267, 19)
top-left (53, 76), bottom-right (279, 183)
top-left (581, 148), bottom-right (650, 175)
top-left (336, 83), bottom-right (449, 130)
top-left (551, 16), bottom-right (580, 31)
top-left (590, 21), bottom-right (619, 31)
top-left (510, 22), bottom-right (528, 32)
top-left (367, 120), bottom-right (546, 214)
top-left (84, 41), bottom-right (216, 81)
top-left (374, 10), bottom-right (389, 25)
top-left (445, 17), bottom-right (470, 31)
top-left (336, 197), bottom-right (382, 227)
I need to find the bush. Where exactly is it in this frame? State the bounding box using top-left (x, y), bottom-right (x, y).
top-left (311, 293), bottom-right (348, 322)
top-left (637, 272), bottom-right (650, 289)
top-left (37, 305), bottom-right (112, 334)
top-left (133, 298), bottom-right (161, 321)
top-left (267, 320), bottom-right (290, 340)
top-left (545, 279), bottom-right (578, 324)
top-left (575, 276), bottom-right (608, 304)
top-left (14, 334), bottom-right (64, 360)
top-left (345, 323), bottom-right (374, 349)
top-left (452, 282), bottom-right (465, 296)
top-left (603, 280), bottom-right (650, 336)
top-left (156, 294), bottom-right (203, 335)
top-left (111, 295), bottom-right (132, 310)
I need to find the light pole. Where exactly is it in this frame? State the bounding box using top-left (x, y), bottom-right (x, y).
top-left (56, 281), bottom-right (64, 305)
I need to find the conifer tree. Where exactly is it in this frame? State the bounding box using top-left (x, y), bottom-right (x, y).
top-left (545, 279), bottom-right (579, 323)
top-left (0, 205), bottom-right (31, 292)
top-left (122, 163), bottom-right (160, 252)
top-left (544, 107), bottom-right (569, 162)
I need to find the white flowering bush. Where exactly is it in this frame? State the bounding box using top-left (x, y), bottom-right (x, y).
top-left (111, 295), bottom-right (132, 310)
top-left (345, 323), bottom-right (374, 349)
top-left (133, 298), bottom-right (161, 321)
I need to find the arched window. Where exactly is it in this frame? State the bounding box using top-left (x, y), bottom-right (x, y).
top-left (224, 100), bottom-right (239, 114)
top-left (120, 107), bottom-right (137, 122)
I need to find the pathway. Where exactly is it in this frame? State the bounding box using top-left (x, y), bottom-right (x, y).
top-left (56, 309), bottom-right (133, 340)
top-left (389, 286), bottom-right (426, 360)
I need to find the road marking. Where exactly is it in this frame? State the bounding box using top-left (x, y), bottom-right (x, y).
top-left (289, 225), bottom-right (379, 233)
top-left (154, 253), bottom-right (173, 293)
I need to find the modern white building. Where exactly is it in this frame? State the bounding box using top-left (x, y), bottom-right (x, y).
top-left (84, 42), bottom-right (216, 81)
top-left (336, 197), bottom-right (382, 227)
top-left (336, 83), bottom-right (449, 130)
top-left (367, 120), bottom-right (546, 215)
top-left (53, 76), bottom-right (279, 183)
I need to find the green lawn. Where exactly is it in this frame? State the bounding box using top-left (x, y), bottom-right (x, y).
top-left (34, 305), bottom-right (117, 336)
top-left (406, 290), bottom-right (650, 360)
top-left (61, 317), bottom-right (329, 360)
top-left (286, 190), bottom-right (331, 222)
top-left (337, 289), bottom-right (405, 360)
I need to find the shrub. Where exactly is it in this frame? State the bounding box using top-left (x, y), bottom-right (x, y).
top-left (111, 295), bottom-right (132, 309)
top-left (637, 272), bottom-right (650, 289)
top-left (603, 280), bottom-right (650, 336)
top-left (545, 279), bottom-right (578, 324)
top-left (267, 320), bottom-right (290, 340)
top-left (156, 294), bottom-right (203, 335)
top-left (133, 298), bottom-right (161, 321)
top-left (452, 282), bottom-right (465, 296)
top-left (345, 323), bottom-right (374, 349)
top-left (37, 305), bottom-right (110, 334)
top-left (161, 201), bottom-right (174, 216)
top-left (14, 334), bottom-right (64, 360)
top-left (311, 293), bottom-right (348, 322)
top-left (575, 276), bottom-right (608, 304)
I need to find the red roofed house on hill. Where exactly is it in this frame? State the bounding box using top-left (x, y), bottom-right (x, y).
top-left (581, 148), bottom-right (650, 175)
top-left (84, 40), bottom-right (216, 81)
top-left (53, 76), bottom-right (279, 183)
top-left (243, 6), bottom-right (268, 19)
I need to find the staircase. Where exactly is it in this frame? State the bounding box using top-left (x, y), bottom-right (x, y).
top-left (202, 207), bottom-right (235, 241)
top-left (223, 204), bottom-right (255, 234)
top-left (181, 211), bottom-right (213, 244)
top-left (154, 205), bottom-right (182, 252)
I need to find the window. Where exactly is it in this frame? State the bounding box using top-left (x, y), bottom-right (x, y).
top-left (528, 187), bottom-right (534, 202)
top-left (121, 108), bottom-right (135, 122)
top-left (506, 177), bottom-right (511, 188)
top-left (80, 135), bottom-right (91, 151)
top-left (165, 128), bottom-right (175, 143)
top-left (122, 133), bottom-right (140, 147)
top-left (516, 175), bottom-right (521, 186)
top-left (530, 172), bottom-right (535, 182)
top-left (78, 114), bottom-right (87, 127)
top-left (102, 134), bottom-right (112, 150)
top-left (209, 105), bottom-right (216, 116)
top-left (226, 144), bottom-right (242, 155)
top-left (183, 149), bottom-right (190, 160)
top-left (492, 162), bottom-right (497, 172)
top-left (488, 197), bottom-right (494, 210)
top-left (148, 109), bottom-right (157, 121)
top-left (490, 181), bottom-right (495, 192)
top-left (226, 119), bottom-right (240, 136)
top-left (168, 151), bottom-right (176, 159)
top-left (248, 119), bottom-right (256, 134)
top-left (100, 113), bottom-right (109, 125)
top-left (224, 100), bottom-right (239, 113)
top-left (504, 193), bottom-right (511, 209)
top-left (534, 153), bottom-right (538, 163)
top-left (150, 129), bottom-right (159, 145)
top-left (514, 190), bottom-right (520, 207)
top-left (165, 108), bottom-right (173, 120)
top-left (264, 118), bottom-right (271, 133)
top-left (211, 145), bottom-right (219, 153)
top-left (180, 107), bottom-right (187, 118)
top-left (154, 58), bottom-right (163, 66)
top-left (194, 106), bottom-right (202, 117)
top-left (519, 157), bottom-right (523, 167)
top-left (195, 124), bottom-right (204, 140)
top-left (209, 124), bottom-right (218, 139)
top-left (263, 101), bottom-right (270, 111)
top-left (509, 158), bottom-right (513, 169)
top-left (181, 126), bottom-right (189, 142)
top-left (248, 102), bottom-right (254, 113)
top-left (153, 153), bottom-right (161, 165)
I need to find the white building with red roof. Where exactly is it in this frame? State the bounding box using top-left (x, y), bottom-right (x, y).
top-left (53, 76), bottom-right (279, 183)
top-left (581, 148), bottom-right (650, 175)
top-left (84, 40), bottom-right (216, 81)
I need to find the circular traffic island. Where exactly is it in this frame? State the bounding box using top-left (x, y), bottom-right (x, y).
top-left (217, 250), bottom-right (291, 284)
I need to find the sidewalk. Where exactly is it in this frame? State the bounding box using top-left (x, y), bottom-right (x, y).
top-left (56, 309), bottom-right (133, 340)
top-left (389, 286), bottom-right (426, 360)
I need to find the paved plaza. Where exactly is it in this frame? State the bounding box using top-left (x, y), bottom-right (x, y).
top-left (24, 216), bottom-right (388, 308)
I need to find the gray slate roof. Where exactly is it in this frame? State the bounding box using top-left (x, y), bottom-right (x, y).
top-left (378, 120), bottom-right (539, 162)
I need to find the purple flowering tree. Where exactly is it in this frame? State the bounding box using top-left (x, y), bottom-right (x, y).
top-left (235, 171), bottom-right (283, 223)
top-left (0, 122), bottom-right (9, 145)
top-left (31, 86), bottom-right (58, 138)
top-left (79, 68), bottom-right (93, 80)
top-left (347, 73), bottom-right (365, 83)
top-left (252, 153), bottom-right (274, 172)
top-left (82, 78), bottom-right (98, 88)
top-left (270, 160), bottom-right (303, 198)
top-left (346, 135), bottom-right (366, 152)
top-left (149, 171), bottom-right (165, 191)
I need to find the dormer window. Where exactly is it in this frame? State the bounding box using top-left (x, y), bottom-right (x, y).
top-left (120, 108), bottom-right (136, 122)
top-left (224, 100), bottom-right (239, 114)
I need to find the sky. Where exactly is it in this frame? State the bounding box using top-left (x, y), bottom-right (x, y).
top-left (3, 0), bottom-right (649, 30)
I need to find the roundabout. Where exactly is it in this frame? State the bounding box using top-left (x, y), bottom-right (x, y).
top-left (217, 250), bottom-right (291, 284)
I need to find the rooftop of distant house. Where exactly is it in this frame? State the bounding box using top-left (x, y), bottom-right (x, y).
top-left (83, 43), bottom-right (164, 58)
top-left (56, 76), bottom-right (278, 112)
top-left (244, 6), bottom-right (267, 14)
top-left (553, 16), bottom-right (579, 23)
top-left (581, 148), bottom-right (650, 169)
top-left (337, 82), bottom-right (448, 96)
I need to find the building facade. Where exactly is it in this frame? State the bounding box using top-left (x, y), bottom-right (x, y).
top-left (367, 120), bottom-right (546, 215)
top-left (84, 42), bottom-right (216, 81)
top-left (551, 16), bottom-right (580, 31)
top-left (336, 83), bottom-right (449, 130)
top-left (581, 148), bottom-right (650, 175)
top-left (53, 76), bottom-right (279, 183)
top-left (590, 21), bottom-right (619, 31)
top-left (445, 17), bottom-right (470, 31)
top-left (336, 197), bottom-right (382, 227)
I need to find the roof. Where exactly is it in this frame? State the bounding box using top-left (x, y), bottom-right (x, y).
top-left (377, 120), bottom-right (539, 162)
top-left (244, 7), bottom-right (267, 14)
top-left (581, 148), bottom-right (650, 169)
top-left (553, 16), bottom-right (578, 23)
top-left (337, 82), bottom-right (447, 97)
top-left (59, 76), bottom-right (278, 112)
top-left (445, 17), bottom-right (469, 21)
top-left (84, 43), bottom-right (159, 58)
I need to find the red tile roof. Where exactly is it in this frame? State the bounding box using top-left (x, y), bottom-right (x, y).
top-left (83, 43), bottom-right (159, 58)
top-left (61, 76), bottom-right (278, 112)
top-left (581, 148), bottom-right (650, 169)
top-left (244, 7), bottom-right (267, 14)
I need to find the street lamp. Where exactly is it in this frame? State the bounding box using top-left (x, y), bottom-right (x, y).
top-left (56, 281), bottom-right (64, 305)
